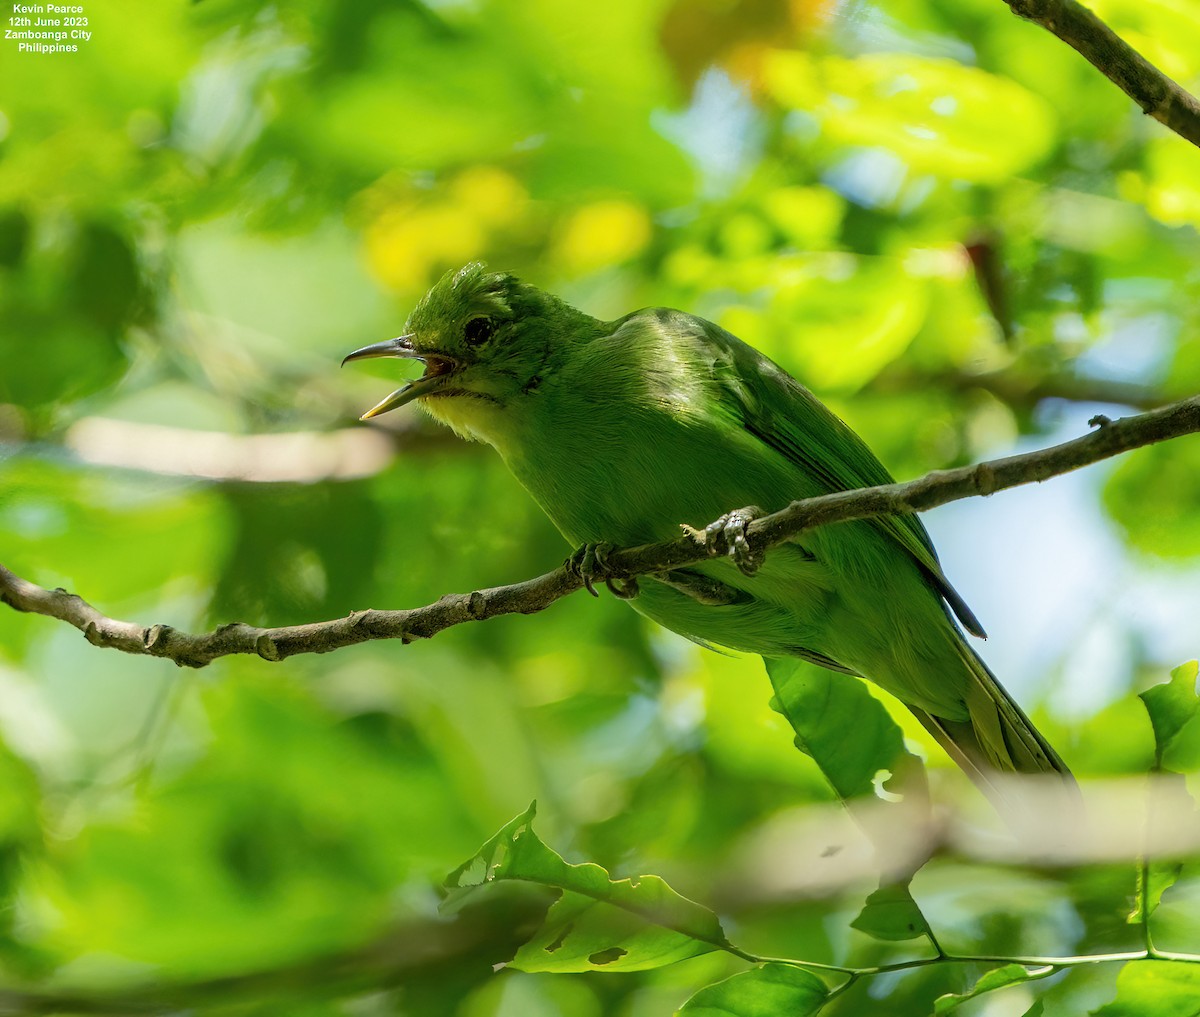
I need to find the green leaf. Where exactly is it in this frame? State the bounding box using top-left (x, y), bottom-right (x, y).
top-left (0, 207), bottom-right (29, 268)
top-left (850, 882), bottom-right (933, 943)
top-left (677, 964), bottom-right (829, 1017)
top-left (762, 51), bottom-right (1055, 182)
top-left (446, 804), bottom-right (732, 972)
top-left (1140, 661), bottom-right (1200, 771)
top-left (70, 220), bottom-right (143, 332)
top-left (1106, 440), bottom-right (1200, 559)
top-left (1128, 860), bottom-right (1183, 926)
top-left (934, 964), bottom-right (1047, 1013)
top-left (1022, 1001), bottom-right (1045, 1017)
top-left (511, 890), bottom-right (720, 973)
top-left (1127, 664), bottom-right (1200, 927)
top-left (764, 658), bottom-right (922, 803)
top-left (1092, 961), bottom-right (1200, 1016)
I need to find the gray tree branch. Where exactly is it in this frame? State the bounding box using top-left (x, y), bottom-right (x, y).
top-left (2, 395), bottom-right (1198, 669)
top-left (1003, 0), bottom-right (1200, 149)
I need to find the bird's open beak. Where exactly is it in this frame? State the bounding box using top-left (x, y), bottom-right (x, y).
top-left (342, 334), bottom-right (456, 419)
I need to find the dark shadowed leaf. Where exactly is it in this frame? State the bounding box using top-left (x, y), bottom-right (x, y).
top-left (763, 658), bottom-right (921, 802)
top-left (850, 882), bottom-right (933, 942)
top-left (0, 208), bottom-right (30, 268)
top-left (70, 221), bottom-right (143, 332)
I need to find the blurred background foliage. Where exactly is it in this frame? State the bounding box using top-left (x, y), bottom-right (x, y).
top-left (1, 0), bottom-right (1199, 1013)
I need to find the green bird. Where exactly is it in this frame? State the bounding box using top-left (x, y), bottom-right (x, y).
top-left (344, 262), bottom-right (1071, 793)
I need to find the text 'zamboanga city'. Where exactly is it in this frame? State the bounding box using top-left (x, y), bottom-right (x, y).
top-left (6, 2), bottom-right (91, 53)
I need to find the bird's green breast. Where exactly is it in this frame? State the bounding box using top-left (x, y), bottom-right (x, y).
top-left (486, 314), bottom-right (824, 548)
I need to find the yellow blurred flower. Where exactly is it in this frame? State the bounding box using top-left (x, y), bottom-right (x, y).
top-left (449, 166), bottom-right (528, 228)
top-left (361, 166), bottom-right (529, 292)
top-left (364, 204), bottom-right (483, 292)
top-left (554, 199), bottom-right (652, 275)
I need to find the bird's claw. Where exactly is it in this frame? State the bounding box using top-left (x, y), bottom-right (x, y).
top-left (566, 542), bottom-right (638, 599)
top-left (703, 506), bottom-right (764, 576)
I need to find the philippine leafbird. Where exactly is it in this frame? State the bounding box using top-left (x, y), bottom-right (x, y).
top-left (344, 263), bottom-right (1072, 795)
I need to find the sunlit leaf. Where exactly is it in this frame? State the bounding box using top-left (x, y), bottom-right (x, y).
top-left (1092, 961), bottom-right (1200, 1016)
top-left (512, 891), bottom-right (717, 973)
top-left (1142, 131), bottom-right (1200, 229)
top-left (760, 186), bottom-right (844, 250)
top-left (446, 804), bottom-right (732, 972)
top-left (1088, 0), bottom-right (1200, 83)
top-left (763, 51), bottom-right (1055, 182)
top-left (676, 963), bottom-right (829, 1017)
top-left (702, 254), bottom-right (929, 392)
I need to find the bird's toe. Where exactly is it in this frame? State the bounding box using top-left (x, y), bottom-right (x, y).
top-left (565, 541), bottom-right (619, 598)
top-left (703, 506), bottom-right (764, 575)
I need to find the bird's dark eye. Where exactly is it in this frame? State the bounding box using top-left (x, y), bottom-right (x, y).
top-left (464, 316), bottom-right (494, 346)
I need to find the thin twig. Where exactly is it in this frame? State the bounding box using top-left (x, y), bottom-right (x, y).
top-left (1003, 0), bottom-right (1200, 149)
top-left (1, 395), bottom-right (1198, 669)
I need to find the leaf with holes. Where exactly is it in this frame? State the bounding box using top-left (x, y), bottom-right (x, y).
top-left (446, 803), bottom-right (733, 972)
top-left (764, 658), bottom-right (925, 804)
top-left (1128, 860), bottom-right (1183, 926)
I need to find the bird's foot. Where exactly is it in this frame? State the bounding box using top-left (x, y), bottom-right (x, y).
top-left (700, 506), bottom-right (765, 576)
top-left (565, 543), bottom-right (640, 600)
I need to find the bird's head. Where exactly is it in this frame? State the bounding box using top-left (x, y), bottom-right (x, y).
top-left (343, 263), bottom-right (585, 443)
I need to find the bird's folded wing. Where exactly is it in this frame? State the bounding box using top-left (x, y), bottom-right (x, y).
top-left (695, 315), bottom-right (988, 640)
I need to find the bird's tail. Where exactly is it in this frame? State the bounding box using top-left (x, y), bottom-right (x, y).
top-left (908, 641), bottom-right (1074, 798)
